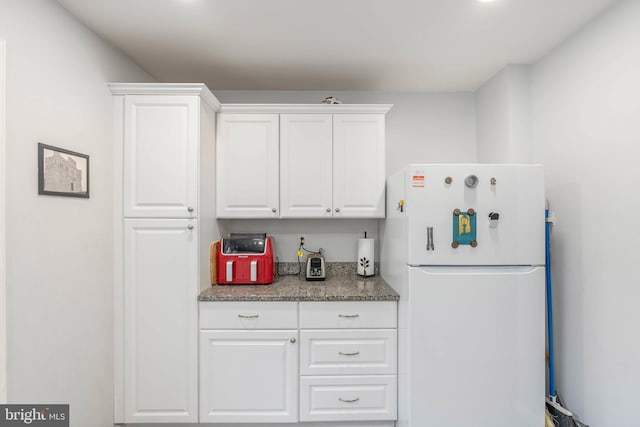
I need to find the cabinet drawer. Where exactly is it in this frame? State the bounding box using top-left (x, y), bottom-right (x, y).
top-left (300, 330), bottom-right (397, 375)
top-left (300, 301), bottom-right (397, 329)
top-left (199, 301), bottom-right (298, 329)
top-left (300, 375), bottom-right (397, 422)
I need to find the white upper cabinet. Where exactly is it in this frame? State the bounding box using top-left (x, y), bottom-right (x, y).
top-left (123, 95), bottom-right (199, 218)
top-left (217, 105), bottom-right (391, 219)
top-left (216, 114), bottom-right (280, 218)
top-left (280, 114), bottom-right (333, 217)
top-left (333, 114), bottom-right (386, 218)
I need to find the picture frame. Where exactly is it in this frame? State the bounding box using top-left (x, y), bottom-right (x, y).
top-left (38, 143), bottom-right (90, 198)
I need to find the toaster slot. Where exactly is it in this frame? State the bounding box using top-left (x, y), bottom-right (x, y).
top-left (250, 260), bottom-right (258, 282)
top-left (226, 260), bottom-right (234, 282)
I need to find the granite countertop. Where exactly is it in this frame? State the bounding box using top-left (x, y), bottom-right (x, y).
top-left (198, 263), bottom-right (399, 302)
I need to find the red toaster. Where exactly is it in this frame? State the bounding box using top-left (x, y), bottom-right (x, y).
top-left (216, 234), bottom-right (275, 285)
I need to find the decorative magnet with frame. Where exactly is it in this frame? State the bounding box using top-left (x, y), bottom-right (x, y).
top-left (452, 208), bottom-right (477, 248)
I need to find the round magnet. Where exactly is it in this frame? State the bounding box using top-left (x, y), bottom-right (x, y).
top-left (464, 174), bottom-right (479, 188)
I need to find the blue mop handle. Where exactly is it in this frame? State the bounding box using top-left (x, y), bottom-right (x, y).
top-left (545, 208), bottom-right (557, 398)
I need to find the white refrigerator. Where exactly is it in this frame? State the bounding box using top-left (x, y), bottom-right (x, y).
top-left (381, 164), bottom-right (545, 427)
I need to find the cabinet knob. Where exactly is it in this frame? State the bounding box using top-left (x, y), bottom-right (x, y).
top-left (187, 206), bottom-right (194, 212)
top-left (272, 208), bottom-right (277, 213)
top-left (326, 208), bottom-right (331, 213)
top-left (335, 208), bottom-right (341, 213)
top-left (187, 225), bottom-right (194, 230)
top-left (290, 337), bottom-right (296, 343)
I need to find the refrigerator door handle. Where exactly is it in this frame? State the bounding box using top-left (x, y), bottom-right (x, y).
top-left (426, 227), bottom-right (431, 251)
top-left (426, 227), bottom-right (434, 251)
top-left (429, 227), bottom-right (434, 251)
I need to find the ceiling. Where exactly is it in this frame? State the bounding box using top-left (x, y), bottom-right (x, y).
top-left (56, 0), bottom-right (616, 92)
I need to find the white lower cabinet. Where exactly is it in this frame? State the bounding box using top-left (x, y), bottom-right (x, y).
top-left (198, 300), bottom-right (397, 425)
top-left (199, 302), bottom-right (299, 423)
top-left (299, 302), bottom-right (397, 423)
top-left (199, 329), bottom-right (299, 423)
top-left (122, 219), bottom-right (199, 423)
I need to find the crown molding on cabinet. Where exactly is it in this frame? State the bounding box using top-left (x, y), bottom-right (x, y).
top-left (108, 83), bottom-right (221, 111)
top-left (219, 104), bottom-right (393, 114)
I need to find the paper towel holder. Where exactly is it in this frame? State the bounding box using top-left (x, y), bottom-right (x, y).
top-left (357, 232), bottom-right (375, 277)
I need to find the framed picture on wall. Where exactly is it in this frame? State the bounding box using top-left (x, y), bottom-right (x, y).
top-left (38, 143), bottom-right (90, 198)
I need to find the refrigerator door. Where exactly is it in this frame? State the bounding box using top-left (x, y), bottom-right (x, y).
top-left (405, 266), bottom-right (544, 427)
top-left (405, 164), bottom-right (545, 266)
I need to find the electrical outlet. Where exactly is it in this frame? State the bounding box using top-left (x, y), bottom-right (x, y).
top-left (297, 234), bottom-right (306, 245)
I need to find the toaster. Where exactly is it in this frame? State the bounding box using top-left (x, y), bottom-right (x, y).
top-left (217, 234), bottom-right (275, 285)
top-left (305, 253), bottom-right (326, 281)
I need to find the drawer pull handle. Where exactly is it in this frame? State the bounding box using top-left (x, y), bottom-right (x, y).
top-left (338, 314), bottom-right (359, 318)
top-left (338, 397), bottom-right (360, 403)
top-left (339, 351), bottom-right (360, 356)
top-left (238, 314), bottom-right (259, 318)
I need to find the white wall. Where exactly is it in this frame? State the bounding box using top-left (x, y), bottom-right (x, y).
top-left (215, 91), bottom-right (476, 261)
top-left (0, 1), bottom-right (153, 426)
top-left (0, 38), bottom-right (6, 403)
top-left (531, 1), bottom-right (640, 425)
top-left (475, 64), bottom-right (532, 163)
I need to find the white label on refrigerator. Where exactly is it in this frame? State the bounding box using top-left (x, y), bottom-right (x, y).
top-left (412, 173), bottom-right (425, 188)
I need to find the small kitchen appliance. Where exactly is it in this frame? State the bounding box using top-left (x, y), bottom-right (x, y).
top-left (305, 253), bottom-right (326, 281)
top-left (217, 233), bottom-right (275, 285)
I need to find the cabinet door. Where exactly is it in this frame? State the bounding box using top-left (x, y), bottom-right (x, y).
top-left (333, 114), bottom-right (386, 218)
top-left (123, 219), bottom-right (198, 423)
top-left (200, 330), bottom-right (298, 423)
top-left (123, 95), bottom-right (199, 218)
top-left (217, 114), bottom-right (279, 218)
top-left (280, 114), bottom-right (333, 217)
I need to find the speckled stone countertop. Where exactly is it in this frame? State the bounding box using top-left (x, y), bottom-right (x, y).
top-left (198, 263), bottom-right (399, 302)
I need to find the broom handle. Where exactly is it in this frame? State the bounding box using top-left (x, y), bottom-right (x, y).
top-left (545, 208), bottom-right (557, 398)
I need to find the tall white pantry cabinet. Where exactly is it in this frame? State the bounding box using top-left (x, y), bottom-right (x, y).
top-left (110, 83), bottom-right (220, 424)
